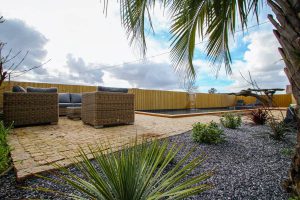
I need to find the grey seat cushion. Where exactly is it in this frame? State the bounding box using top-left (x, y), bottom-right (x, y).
top-left (59, 103), bottom-right (74, 108)
top-left (70, 93), bottom-right (82, 103)
top-left (27, 86), bottom-right (57, 93)
top-left (97, 86), bottom-right (128, 93)
top-left (12, 85), bottom-right (26, 93)
top-left (71, 103), bottom-right (81, 107)
top-left (59, 103), bottom-right (81, 108)
top-left (59, 93), bottom-right (71, 103)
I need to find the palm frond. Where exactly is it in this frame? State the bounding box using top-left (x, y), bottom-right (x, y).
top-left (118, 0), bottom-right (159, 56)
top-left (169, 0), bottom-right (262, 79)
top-left (101, 0), bottom-right (263, 80)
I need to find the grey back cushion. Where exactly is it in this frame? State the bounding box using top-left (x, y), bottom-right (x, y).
top-left (98, 86), bottom-right (128, 93)
top-left (236, 100), bottom-right (245, 106)
top-left (12, 85), bottom-right (26, 93)
top-left (27, 86), bottom-right (57, 93)
top-left (70, 93), bottom-right (82, 103)
top-left (59, 93), bottom-right (71, 103)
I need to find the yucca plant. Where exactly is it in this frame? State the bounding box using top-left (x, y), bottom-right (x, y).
top-left (34, 138), bottom-right (213, 199)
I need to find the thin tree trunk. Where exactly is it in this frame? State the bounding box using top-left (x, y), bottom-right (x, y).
top-left (267, 0), bottom-right (300, 195)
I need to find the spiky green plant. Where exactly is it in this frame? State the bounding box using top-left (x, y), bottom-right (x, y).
top-left (34, 139), bottom-right (213, 199)
top-left (0, 121), bottom-right (12, 174)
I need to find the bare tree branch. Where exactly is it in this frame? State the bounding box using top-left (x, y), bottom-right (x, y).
top-left (0, 17), bottom-right (51, 86)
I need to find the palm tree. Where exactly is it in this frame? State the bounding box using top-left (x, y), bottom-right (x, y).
top-left (102, 0), bottom-right (300, 195)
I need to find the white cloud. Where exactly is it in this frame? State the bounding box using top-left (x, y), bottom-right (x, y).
top-left (225, 29), bottom-right (288, 92)
top-left (0, 18), bottom-right (48, 75)
top-left (106, 61), bottom-right (180, 90)
top-left (0, 0), bottom-right (288, 93)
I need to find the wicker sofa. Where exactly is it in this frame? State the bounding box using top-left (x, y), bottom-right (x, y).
top-left (59, 93), bottom-right (82, 116)
top-left (4, 86), bottom-right (58, 127)
top-left (82, 92), bottom-right (134, 128)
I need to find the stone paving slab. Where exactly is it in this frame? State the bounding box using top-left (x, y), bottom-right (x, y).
top-left (8, 113), bottom-right (263, 180)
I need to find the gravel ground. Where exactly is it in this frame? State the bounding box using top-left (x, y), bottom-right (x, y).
top-left (0, 123), bottom-right (296, 199)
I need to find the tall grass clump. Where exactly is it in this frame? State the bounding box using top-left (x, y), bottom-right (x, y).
top-left (192, 121), bottom-right (224, 144)
top-left (34, 139), bottom-right (213, 199)
top-left (268, 118), bottom-right (291, 140)
top-left (0, 121), bottom-right (12, 174)
top-left (220, 113), bottom-right (242, 129)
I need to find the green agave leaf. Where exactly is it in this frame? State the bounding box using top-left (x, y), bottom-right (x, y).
top-left (33, 137), bottom-right (213, 199)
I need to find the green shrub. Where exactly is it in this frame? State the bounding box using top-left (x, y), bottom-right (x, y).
top-left (33, 139), bottom-right (213, 199)
top-left (0, 121), bottom-right (12, 173)
top-left (220, 113), bottom-right (242, 129)
top-left (280, 148), bottom-right (294, 157)
top-left (192, 121), bottom-right (224, 144)
top-left (288, 196), bottom-right (300, 200)
top-left (268, 118), bottom-right (291, 140)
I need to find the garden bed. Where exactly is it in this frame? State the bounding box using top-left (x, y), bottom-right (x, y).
top-left (0, 122), bottom-right (295, 199)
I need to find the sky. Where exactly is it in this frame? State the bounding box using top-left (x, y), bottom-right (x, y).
top-left (0, 0), bottom-right (289, 93)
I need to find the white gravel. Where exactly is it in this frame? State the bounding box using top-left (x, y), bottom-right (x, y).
top-left (0, 123), bottom-right (295, 199)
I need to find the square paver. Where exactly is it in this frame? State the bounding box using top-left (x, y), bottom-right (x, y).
top-left (8, 113), bottom-right (222, 181)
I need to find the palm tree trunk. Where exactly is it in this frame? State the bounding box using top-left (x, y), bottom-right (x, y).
top-left (267, 0), bottom-right (300, 195)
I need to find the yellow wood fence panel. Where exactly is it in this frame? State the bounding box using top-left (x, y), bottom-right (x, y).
top-left (0, 81), bottom-right (293, 110)
top-left (195, 93), bottom-right (236, 108)
top-left (272, 94), bottom-right (292, 107)
top-left (236, 96), bottom-right (257, 105)
top-left (236, 94), bottom-right (292, 107)
top-left (128, 88), bottom-right (187, 110)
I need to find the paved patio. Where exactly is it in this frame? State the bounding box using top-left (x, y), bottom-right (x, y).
top-left (8, 113), bottom-right (222, 180)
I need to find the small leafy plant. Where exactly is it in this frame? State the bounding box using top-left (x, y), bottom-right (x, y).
top-left (280, 148), bottom-right (294, 157)
top-left (220, 113), bottom-right (242, 129)
top-left (33, 138), bottom-right (213, 199)
top-left (192, 121), bottom-right (224, 144)
top-left (251, 109), bottom-right (268, 125)
top-left (0, 121), bottom-right (12, 174)
top-left (268, 118), bottom-right (291, 140)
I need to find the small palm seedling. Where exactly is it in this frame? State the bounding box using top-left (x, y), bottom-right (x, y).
top-left (192, 121), bottom-right (224, 144)
top-left (250, 109), bottom-right (268, 125)
top-left (220, 113), bottom-right (242, 129)
top-left (33, 138), bottom-right (213, 199)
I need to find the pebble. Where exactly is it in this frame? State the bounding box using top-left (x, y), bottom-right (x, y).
top-left (0, 123), bottom-right (294, 199)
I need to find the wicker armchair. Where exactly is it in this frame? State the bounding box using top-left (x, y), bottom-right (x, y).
top-left (3, 92), bottom-right (59, 127)
top-left (82, 92), bottom-right (134, 128)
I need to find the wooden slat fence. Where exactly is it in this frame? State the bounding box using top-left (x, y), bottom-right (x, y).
top-left (236, 94), bottom-right (292, 107)
top-left (129, 88), bottom-right (188, 110)
top-left (0, 81), bottom-right (293, 110)
top-left (195, 93), bottom-right (236, 108)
